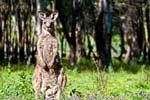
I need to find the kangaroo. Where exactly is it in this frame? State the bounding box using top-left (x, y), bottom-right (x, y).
top-left (32, 11), bottom-right (67, 100)
top-left (37, 11), bottom-right (58, 69)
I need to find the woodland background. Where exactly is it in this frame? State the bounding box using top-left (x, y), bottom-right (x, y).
top-left (0, 0), bottom-right (149, 68)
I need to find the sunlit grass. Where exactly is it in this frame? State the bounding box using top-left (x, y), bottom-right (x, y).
top-left (0, 60), bottom-right (150, 99)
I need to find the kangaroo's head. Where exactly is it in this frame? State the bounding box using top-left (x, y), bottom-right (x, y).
top-left (38, 11), bottom-right (58, 33)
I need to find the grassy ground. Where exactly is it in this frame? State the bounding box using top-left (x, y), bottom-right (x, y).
top-left (0, 59), bottom-right (150, 100)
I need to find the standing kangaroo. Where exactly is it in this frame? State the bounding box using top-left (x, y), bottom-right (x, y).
top-left (32, 11), bottom-right (67, 100)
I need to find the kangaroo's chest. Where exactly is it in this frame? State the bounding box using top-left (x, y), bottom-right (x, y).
top-left (39, 34), bottom-right (57, 50)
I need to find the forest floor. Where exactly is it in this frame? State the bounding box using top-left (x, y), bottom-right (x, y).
top-left (0, 59), bottom-right (150, 100)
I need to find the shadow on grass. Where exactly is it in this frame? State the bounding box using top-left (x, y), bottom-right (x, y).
top-left (111, 59), bottom-right (150, 73)
top-left (0, 60), bottom-right (35, 72)
top-left (62, 58), bottom-right (150, 73)
top-left (61, 58), bottom-right (97, 72)
top-left (1, 58), bottom-right (150, 73)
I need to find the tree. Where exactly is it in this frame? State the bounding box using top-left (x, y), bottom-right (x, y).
top-left (95, 0), bottom-right (112, 69)
top-left (56, 0), bottom-right (77, 67)
top-left (17, 0), bottom-right (30, 61)
top-left (0, 1), bottom-right (10, 61)
top-left (145, 0), bottom-right (150, 61)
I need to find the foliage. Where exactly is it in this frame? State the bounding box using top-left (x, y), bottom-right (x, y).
top-left (0, 60), bottom-right (150, 100)
top-left (0, 65), bottom-right (34, 100)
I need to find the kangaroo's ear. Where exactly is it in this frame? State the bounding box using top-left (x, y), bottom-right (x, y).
top-left (50, 11), bottom-right (58, 21)
top-left (38, 11), bottom-right (46, 20)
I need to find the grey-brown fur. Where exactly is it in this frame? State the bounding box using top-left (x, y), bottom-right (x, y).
top-left (32, 11), bottom-right (67, 100)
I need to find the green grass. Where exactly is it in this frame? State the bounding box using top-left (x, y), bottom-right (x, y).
top-left (0, 61), bottom-right (150, 100)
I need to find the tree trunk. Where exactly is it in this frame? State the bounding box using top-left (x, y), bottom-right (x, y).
top-left (122, 1), bottom-right (139, 63)
top-left (137, 4), bottom-right (146, 61)
top-left (95, 0), bottom-right (112, 70)
top-left (17, 1), bottom-right (30, 62)
top-left (76, 23), bottom-right (86, 62)
top-left (119, 24), bottom-right (125, 60)
top-left (55, 0), bottom-right (76, 67)
top-left (60, 32), bottom-right (65, 58)
top-left (70, 0), bottom-right (77, 66)
top-left (0, 20), bottom-right (5, 61)
top-left (0, 2), bottom-right (9, 61)
top-left (146, 0), bottom-right (150, 61)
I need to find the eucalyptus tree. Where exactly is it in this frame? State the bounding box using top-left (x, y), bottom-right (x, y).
top-left (16, 0), bottom-right (30, 61)
top-left (145, 0), bottom-right (150, 61)
top-left (95, 0), bottom-right (112, 69)
top-left (111, 0), bottom-right (146, 63)
top-left (0, 0), bottom-right (10, 61)
top-left (56, 0), bottom-right (77, 66)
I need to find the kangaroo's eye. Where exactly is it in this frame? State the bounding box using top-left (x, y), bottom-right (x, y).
top-left (44, 22), bottom-right (46, 24)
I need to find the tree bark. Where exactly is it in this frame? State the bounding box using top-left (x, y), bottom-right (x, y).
top-left (136, 4), bottom-right (146, 61)
top-left (122, 1), bottom-right (140, 63)
top-left (0, 1), bottom-right (10, 61)
top-left (55, 0), bottom-right (77, 67)
top-left (146, 0), bottom-right (150, 61)
top-left (17, 1), bottom-right (30, 62)
top-left (95, 0), bottom-right (112, 70)
top-left (76, 23), bottom-right (86, 62)
top-left (119, 24), bottom-right (125, 60)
